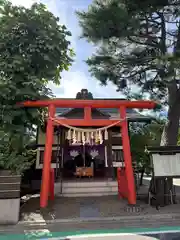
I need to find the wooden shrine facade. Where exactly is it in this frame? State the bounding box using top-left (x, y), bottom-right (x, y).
top-left (20, 89), bottom-right (157, 208)
top-left (36, 127), bottom-right (124, 170)
top-left (36, 126), bottom-right (124, 180)
top-left (36, 90), bottom-right (152, 171)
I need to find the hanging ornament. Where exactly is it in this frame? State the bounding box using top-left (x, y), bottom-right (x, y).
top-left (77, 131), bottom-right (81, 143)
top-left (95, 131), bottom-right (99, 143)
top-left (67, 129), bottom-right (71, 140)
top-left (86, 131), bottom-right (90, 144)
top-left (99, 130), bottom-right (103, 144)
top-left (89, 132), bottom-right (93, 145)
top-left (72, 130), bottom-right (76, 144)
top-left (82, 131), bottom-right (85, 145)
top-left (84, 132), bottom-right (88, 143)
top-left (104, 129), bottom-right (108, 140)
top-left (89, 132), bottom-right (92, 142)
top-left (91, 132), bottom-right (94, 139)
top-left (84, 131), bottom-right (87, 143)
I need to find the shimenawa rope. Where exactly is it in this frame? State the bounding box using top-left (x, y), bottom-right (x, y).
top-left (49, 117), bottom-right (126, 132)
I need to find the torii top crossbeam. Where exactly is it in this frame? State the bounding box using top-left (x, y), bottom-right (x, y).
top-left (20, 99), bottom-right (157, 109)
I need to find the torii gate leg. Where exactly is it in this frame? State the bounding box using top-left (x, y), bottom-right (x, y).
top-left (40, 104), bottom-right (55, 208)
top-left (120, 107), bottom-right (136, 204)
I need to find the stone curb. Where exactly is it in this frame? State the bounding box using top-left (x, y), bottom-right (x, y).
top-left (18, 213), bottom-right (180, 226)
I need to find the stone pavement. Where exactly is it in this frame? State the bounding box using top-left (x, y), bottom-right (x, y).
top-left (20, 194), bottom-right (180, 223)
top-left (20, 195), bottom-right (149, 222)
top-left (20, 177), bottom-right (180, 223)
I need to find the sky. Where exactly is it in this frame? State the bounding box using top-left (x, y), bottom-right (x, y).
top-left (11, 0), bottom-right (122, 99)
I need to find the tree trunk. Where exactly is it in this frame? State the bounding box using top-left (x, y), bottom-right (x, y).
top-left (161, 102), bottom-right (180, 146)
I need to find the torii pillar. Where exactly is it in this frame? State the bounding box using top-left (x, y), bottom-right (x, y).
top-left (120, 106), bottom-right (136, 204)
top-left (40, 104), bottom-right (55, 208)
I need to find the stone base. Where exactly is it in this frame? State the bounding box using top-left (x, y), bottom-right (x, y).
top-left (0, 198), bottom-right (20, 224)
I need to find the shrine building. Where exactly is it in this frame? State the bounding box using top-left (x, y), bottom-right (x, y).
top-left (34, 89), bottom-right (152, 201)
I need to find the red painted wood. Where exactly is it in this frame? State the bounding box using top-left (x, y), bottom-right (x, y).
top-left (120, 107), bottom-right (136, 204)
top-left (84, 106), bottom-right (91, 121)
top-left (117, 168), bottom-right (128, 199)
top-left (40, 104), bottom-right (55, 208)
top-left (19, 99), bottom-right (157, 109)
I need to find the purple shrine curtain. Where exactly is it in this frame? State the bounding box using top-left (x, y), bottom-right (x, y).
top-left (63, 144), bottom-right (105, 162)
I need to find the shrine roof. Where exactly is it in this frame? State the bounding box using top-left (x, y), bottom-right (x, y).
top-left (56, 107), bottom-right (140, 114)
top-left (55, 98), bottom-right (152, 122)
top-left (52, 89), bottom-right (153, 122)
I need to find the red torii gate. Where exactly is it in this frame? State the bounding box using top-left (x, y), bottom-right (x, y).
top-left (20, 99), bottom-right (157, 208)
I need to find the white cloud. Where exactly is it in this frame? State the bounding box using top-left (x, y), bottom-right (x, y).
top-left (49, 70), bottom-right (122, 98)
top-left (10, 0), bottom-right (36, 7)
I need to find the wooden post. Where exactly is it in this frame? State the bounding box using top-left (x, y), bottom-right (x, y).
top-left (40, 104), bottom-right (55, 208)
top-left (120, 107), bottom-right (136, 205)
